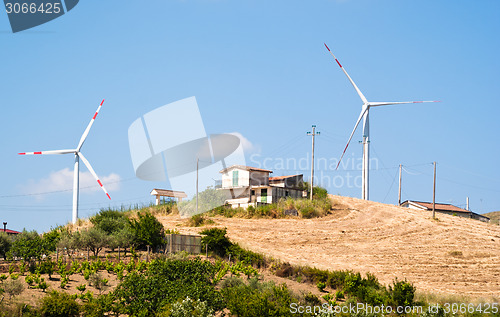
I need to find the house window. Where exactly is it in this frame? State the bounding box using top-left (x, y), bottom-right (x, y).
top-left (232, 170), bottom-right (239, 187)
top-left (285, 190), bottom-right (289, 197)
top-left (261, 188), bottom-right (267, 203)
top-left (251, 190), bottom-right (255, 196)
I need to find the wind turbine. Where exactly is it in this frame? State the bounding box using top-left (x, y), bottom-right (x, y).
top-left (324, 43), bottom-right (439, 200)
top-left (19, 99), bottom-right (111, 223)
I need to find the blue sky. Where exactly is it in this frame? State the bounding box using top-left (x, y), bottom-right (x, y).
top-left (1, 0), bottom-right (499, 232)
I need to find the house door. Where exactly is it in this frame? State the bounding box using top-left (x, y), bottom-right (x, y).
top-left (261, 188), bottom-right (267, 203)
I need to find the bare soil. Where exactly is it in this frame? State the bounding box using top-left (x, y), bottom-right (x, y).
top-left (158, 195), bottom-right (500, 300)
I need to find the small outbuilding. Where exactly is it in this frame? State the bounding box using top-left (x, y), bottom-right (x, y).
top-left (401, 200), bottom-right (490, 222)
top-left (150, 189), bottom-right (187, 205)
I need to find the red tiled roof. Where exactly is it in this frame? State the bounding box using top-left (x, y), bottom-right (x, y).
top-left (408, 201), bottom-right (470, 213)
top-left (269, 174), bottom-right (301, 181)
top-left (220, 165), bottom-right (273, 173)
top-left (1, 229), bottom-right (21, 234)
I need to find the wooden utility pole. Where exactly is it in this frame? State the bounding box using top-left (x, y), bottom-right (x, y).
top-left (196, 158), bottom-right (199, 213)
top-left (432, 162), bottom-right (437, 219)
top-left (398, 164), bottom-right (402, 206)
top-left (307, 125), bottom-right (320, 200)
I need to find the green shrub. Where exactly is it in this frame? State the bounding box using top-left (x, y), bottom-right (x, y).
top-left (222, 277), bottom-right (299, 317)
top-left (200, 228), bottom-right (231, 258)
top-left (129, 211), bottom-right (165, 250)
top-left (76, 284), bottom-right (86, 294)
top-left (303, 292), bottom-right (322, 306)
top-left (39, 260), bottom-right (55, 279)
top-left (39, 290), bottom-right (80, 317)
top-left (317, 281), bottom-right (326, 292)
top-left (113, 258), bottom-right (223, 316)
top-left (388, 278), bottom-right (416, 308)
top-left (81, 293), bottom-right (116, 317)
top-left (89, 272), bottom-right (108, 293)
top-left (275, 262), bottom-right (295, 278)
top-left (41, 227), bottom-right (62, 253)
top-left (38, 278), bottom-right (48, 292)
top-left (299, 205), bottom-right (318, 218)
top-left (9, 230), bottom-right (45, 262)
top-left (327, 270), bottom-right (350, 289)
top-left (187, 214), bottom-right (214, 227)
top-left (91, 209), bottom-right (128, 235)
top-left (335, 290), bottom-right (344, 300)
top-left (227, 243), bottom-right (266, 268)
top-left (0, 303), bottom-right (37, 317)
top-left (3, 278), bottom-right (24, 299)
top-left (313, 186), bottom-right (328, 200)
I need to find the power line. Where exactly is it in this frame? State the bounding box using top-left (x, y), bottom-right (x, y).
top-left (382, 168), bottom-right (399, 203)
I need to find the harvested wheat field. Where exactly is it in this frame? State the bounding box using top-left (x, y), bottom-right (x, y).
top-left (158, 195), bottom-right (500, 300)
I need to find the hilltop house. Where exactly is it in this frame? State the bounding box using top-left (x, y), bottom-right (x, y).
top-left (400, 200), bottom-right (490, 222)
top-left (219, 165), bottom-right (306, 208)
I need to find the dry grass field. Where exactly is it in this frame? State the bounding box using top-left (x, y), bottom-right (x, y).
top-left (158, 195), bottom-right (500, 300)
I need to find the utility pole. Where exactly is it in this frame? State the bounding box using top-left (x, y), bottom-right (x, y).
top-left (307, 125), bottom-right (320, 200)
top-left (432, 162), bottom-right (437, 219)
top-left (196, 158), bottom-right (199, 214)
top-left (398, 164), bottom-right (402, 206)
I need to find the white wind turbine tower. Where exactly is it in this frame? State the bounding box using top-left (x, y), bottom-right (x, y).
top-left (19, 100), bottom-right (111, 223)
top-left (324, 44), bottom-right (439, 200)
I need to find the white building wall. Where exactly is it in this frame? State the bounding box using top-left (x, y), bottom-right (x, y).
top-left (221, 169), bottom-right (250, 188)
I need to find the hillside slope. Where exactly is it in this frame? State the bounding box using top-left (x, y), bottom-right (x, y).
top-left (158, 195), bottom-right (500, 299)
top-left (483, 211), bottom-right (500, 224)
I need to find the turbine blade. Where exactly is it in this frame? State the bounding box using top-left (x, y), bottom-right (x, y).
top-left (18, 149), bottom-right (76, 155)
top-left (78, 152), bottom-right (111, 200)
top-left (370, 100), bottom-right (441, 107)
top-left (336, 107), bottom-right (369, 170)
top-left (76, 99), bottom-right (105, 151)
top-left (324, 43), bottom-right (368, 104)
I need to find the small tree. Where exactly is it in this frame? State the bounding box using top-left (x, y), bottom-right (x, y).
top-left (91, 209), bottom-right (128, 235)
top-left (0, 232), bottom-right (12, 260)
top-left (42, 227), bottom-right (62, 253)
top-left (57, 230), bottom-right (82, 259)
top-left (129, 212), bottom-right (164, 250)
top-left (109, 225), bottom-right (135, 256)
top-left (9, 230), bottom-right (44, 263)
top-left (80, 228), bottom-right (109, 257)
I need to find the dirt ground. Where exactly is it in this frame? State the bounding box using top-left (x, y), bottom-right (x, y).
top-left (158, 195), bottom-right (500, 300)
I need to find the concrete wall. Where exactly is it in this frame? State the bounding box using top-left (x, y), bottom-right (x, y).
top-left (165, 234), bottom-right (201, 254)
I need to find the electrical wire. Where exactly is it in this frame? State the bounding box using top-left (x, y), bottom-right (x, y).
top-left (382, 168), bottom-right (399, 203)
